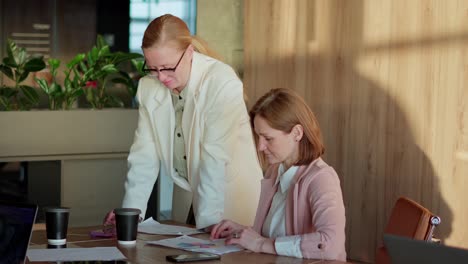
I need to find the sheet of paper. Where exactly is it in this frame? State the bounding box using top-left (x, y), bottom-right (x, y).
top-left (138, 218), bottom-right (203, 236)
top-left (27, 247), bottom-right (126, 262)
top-left (147, 235), bottom-right (243, 255)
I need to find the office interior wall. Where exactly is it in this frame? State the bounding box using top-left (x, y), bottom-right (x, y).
top-left (54, 0), bottom-right (96, 63)
top-left (244, 0), bottom-right (468, 262)
top-left (61, 158), bottom-right (128, 227)
top-left (197, 0), bottom-right (244, 78)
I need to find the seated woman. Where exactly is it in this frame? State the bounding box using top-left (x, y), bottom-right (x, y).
top-left (210, 88), bottom-right (346, 261)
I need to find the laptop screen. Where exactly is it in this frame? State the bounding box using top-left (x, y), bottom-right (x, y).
top-left (384, 234), bottom-right (468, 264)
top-left (0, 201), bottom-right (38, 264)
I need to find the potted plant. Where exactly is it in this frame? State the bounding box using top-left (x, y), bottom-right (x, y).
top-left (0, 37), bottom-right (140, 232)
top-left (35, 55), bottom-right (90, 110)
top-left (80, 35), bottom-right (143, 109)
top-left (0, 37), bottom-right (140, 158)
top-left (0, 39), bottom-right (46, 110)
top-left (112, 58), bottom-right (146, 108)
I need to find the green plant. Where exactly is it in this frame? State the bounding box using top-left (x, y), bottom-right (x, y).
top-left (35, 54), bottom-right (87, 110)
top-left (0, 39), bottom-right (46, 110)
top-left (80, 35), bottom-right (143, 109)
top-left (62, 54), bottom-right (86, 109)
top-left (112, 58), bottom-right (145, 103)
top-left (35, 58), bottom-right (63, 110)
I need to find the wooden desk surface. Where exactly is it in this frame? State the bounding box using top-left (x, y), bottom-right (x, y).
top-left (29, 225), bottom-right (350, 264)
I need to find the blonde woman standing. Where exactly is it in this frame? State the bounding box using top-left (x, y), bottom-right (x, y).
top-left (104, 14), bottom-right (262, 229)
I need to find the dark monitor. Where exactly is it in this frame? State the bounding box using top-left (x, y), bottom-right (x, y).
top-left (0, 200), bottom-right (38, 264)
top-left (384, 234), bottom-right (468, 264)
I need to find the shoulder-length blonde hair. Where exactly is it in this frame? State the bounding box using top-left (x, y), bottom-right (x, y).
top-left (249, 88), bottom-right (325, 167)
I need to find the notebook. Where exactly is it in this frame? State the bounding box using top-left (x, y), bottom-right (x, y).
top-left (0, 200), bottom-right (38, 264)
top-left (384, 234), bottom-right (468, 264)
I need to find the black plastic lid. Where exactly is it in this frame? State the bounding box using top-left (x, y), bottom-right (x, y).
top-left (44, 207), bottom-right (70, 213)
top-left (114, 208), bottom-right (141, 216)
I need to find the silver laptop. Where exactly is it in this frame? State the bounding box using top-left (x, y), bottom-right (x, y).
top-left (384, 234), bottom-right (468, 264)
top-left (0, 200), bottom-right (38, 264)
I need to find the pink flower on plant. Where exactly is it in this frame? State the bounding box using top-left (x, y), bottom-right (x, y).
top-left (85, 80), bottom-right (98, 88)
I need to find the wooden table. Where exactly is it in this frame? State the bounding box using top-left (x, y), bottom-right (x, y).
top-left (29, 225), bottom-right (350, 263)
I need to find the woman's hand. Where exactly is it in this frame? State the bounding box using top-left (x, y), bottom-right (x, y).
top-left (103, 210), bottom-right (116, 234)
top-left (225, 227), bottom-right (276, 254)
top-left (210, 219), bottom-right (246, 239)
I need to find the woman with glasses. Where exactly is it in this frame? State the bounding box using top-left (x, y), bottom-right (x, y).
top-left (104, 14), bottom-right (262, 230)
top-left (210, 88), bottom-right (346, 261)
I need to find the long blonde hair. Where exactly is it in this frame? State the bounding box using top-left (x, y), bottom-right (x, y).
top-left (142, 14), bottom-right (221, 60)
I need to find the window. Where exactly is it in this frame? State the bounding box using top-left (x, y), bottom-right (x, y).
top-left (129, 0), bottom-right (197, 54)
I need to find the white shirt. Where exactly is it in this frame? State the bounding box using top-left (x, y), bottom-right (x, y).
top-left (262, 164), bottom-right (303, 258)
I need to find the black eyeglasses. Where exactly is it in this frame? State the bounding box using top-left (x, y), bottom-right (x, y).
top-left (143, 49), bottom-right (187, 77)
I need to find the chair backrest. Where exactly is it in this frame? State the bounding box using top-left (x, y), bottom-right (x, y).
top-left (375, 197), bottom-right (441, 264)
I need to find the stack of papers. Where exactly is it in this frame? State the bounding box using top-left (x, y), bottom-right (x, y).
top-left (138, 218), bottom-right (203, 236)
top-left (147, 235), bottom-right (243, 255)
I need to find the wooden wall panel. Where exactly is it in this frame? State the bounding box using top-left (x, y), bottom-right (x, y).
top-left (244, 0), bottom-right (468, 262)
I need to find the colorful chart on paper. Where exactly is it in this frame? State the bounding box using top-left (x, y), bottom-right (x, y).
top-left (147, 235), bottom-right (242, 255)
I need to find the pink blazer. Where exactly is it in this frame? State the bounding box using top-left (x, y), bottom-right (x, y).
top-left (253, 158), bottom-right (347, 261)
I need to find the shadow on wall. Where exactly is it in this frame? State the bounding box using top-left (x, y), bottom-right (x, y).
top-left (308, 0), bottom-right (455, 261)
top-left (245, 0), bottom-right (460, 262)
top-left (297, 54), bottom-right (452, 263)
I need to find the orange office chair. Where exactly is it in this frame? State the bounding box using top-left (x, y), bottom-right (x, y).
top-left (375, 197), bottom-right (441, 264)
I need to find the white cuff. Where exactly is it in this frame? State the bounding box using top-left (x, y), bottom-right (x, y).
top-left (274, 235), bottom-right (303, 258)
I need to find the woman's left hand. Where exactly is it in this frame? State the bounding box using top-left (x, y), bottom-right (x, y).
top-left (225, 227), bottom-right (275, 254)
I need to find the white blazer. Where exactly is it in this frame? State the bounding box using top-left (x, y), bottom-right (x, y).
top-left (122, 52), bottom-right (263, 228)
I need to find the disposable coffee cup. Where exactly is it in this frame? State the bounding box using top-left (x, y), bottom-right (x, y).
top-left (114, 208), bottom-right (141, 246)
top-left (47, 244), bottom-right (67, 249)
top-left (44, 207), bottom-right (70, 245)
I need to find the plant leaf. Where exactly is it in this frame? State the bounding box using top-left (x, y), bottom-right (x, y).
top-left (20, 85), bottom-right (39, 105)
top-left (3, 57), bottom-right (17, 68)
top-left (17, 48), bottom-right (27, 66)
top-left (112, 52), bottom-right (143, 65)
top-left (48, 58), bottom-right (60, 74)
top-left (18, 97), bottom-right (32, 110)
top-left (0, 64), bottom-right (14, 80)
top-left (35, 78), bottom-right (50, 93)
top-left (98, 45), bottom-right (111, 58)
top-left (49, 82), bottom-right (59, 94)
top-left (101, 64), bottom-right (118, 73)
top-left (131, 58), bottom-right (146, 75)
top-left (72, 87), bottom-right (84, 97)
top-left (79, 61), bottom-right (88, 73)
top-left (105, 94), bottom-right (124, 108)
top-left (52, 84), bottom-right (63, 95)
top-left (0, 87), bottom-right (18, 97)
top-left (0, 96), bottom-right (11, 110)
top-left (6, 39), bottom-right (19, 67)
top-left (67, 53), bottom-right (85, 68)
top-left (120, 70), bottom-right (132, 79)
top-left (111, 77), bottom-right (129, 85)
top-left (18, 70), bottom-right (30, 83)
top-left (15, 71), bottom-right (29, 83)
top-left (89, 46), bottom-right (99, 64)
top-left (24, 57), bottom-right (46, 72)
top-left (96, 34), bottom-right (108, 50)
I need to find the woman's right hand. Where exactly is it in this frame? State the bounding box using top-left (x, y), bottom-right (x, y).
top-left (210, 219), bottom-right (246, 239)
top-left (103, 210), bottom-right (116, 234)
